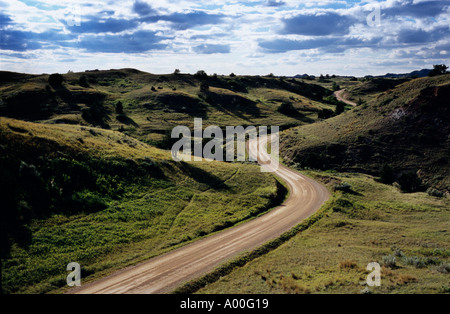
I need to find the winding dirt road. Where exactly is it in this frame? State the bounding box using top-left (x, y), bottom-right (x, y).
top-left (334, 89), bottom-right (357, 107)
top-left (71, 136), bottom-right (330, 294)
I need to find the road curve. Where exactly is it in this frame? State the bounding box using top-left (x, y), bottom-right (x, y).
top-left (70, 136), bottom-right (330, 294)
top-left (334, 89), bottom-right (357, 107)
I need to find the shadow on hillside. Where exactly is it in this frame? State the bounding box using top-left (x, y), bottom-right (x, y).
top-left (177, 162), bottom-right (229, 191)
top-left (116, 114), bottom-right (139, 127)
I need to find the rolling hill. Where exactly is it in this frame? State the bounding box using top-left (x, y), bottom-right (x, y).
top-left (280, 74), bottom-right (450, 192)
top-left (1, 68), bottom-right (449, 295)
top-left (0, 117), bottom-right (285, 294)
top-left (0, 69), bottom-right (338, 147)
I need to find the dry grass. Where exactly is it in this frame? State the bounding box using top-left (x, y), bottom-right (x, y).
top-left (339, 260), bottom-right (358, 269)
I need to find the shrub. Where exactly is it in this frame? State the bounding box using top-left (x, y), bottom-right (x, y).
top-left (48, 73), bottom-right (64, 87)
top-left (194, 70), bottom-right (208, 79)
top-left (115, 101), bottom-right (124, 114)
top-left (200, 82), bottom-right (209, 93)
top-left (397, 171), bottom-right (424, 193)
top-left (332, 82), bottom-right (340, 91)
top-left (380, 164), bottom-right (395, 184)
top-left (403, 256), bottom-right (426, 268)
top-left (392, 247), bottom-right (404, 257)
top-left (335, 102), bottom-right (345, 115)
top-left (428, 64), bottom-right (448, 77)
top-left (71, 190), bottom-right (107, 213)
top-left (436, 262), bottom-right (450, 274)
top-left (277, 102), bottom-right (297, 115)
top-left (382, 255), bottom-right (397, 268)
top-left (79, 75), bottom-right (89, 88)
top-left (427, 188), bottom-right (444, 198)
top-left (318, 109), bottom-right (335, 119)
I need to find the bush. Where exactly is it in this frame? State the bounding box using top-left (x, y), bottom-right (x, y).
top-left (71, 190), bottom-right (107, 213)
top-left (115, 101), bottom-right (124, 114)
top-left (392, 247), bottom-right (405, 257)
top-left (79, 75), bottom-right (89, 88)
top-left (332, 82), bottom-right (340, 91)
top-left (382, 255), bottom-right (397, 268)
top-left (427, 188), bottom-right (444, 198)
top-left (428, 64), bottom-right (448, 77)
top-left (397, 171), bottom-right (424, 193)
top-left (318, 109), bottom-right (335, 119)
top-left (403, 256), bottom-right (426, 268)
top-left (335, 102), bottom-right (345, 115)
top-left (48, 73), bottom-right (64, 87)
top-left (380, 164), bottom-right (395, 184)
top-left (436, 262), bottom-right (450, 274)
top-left (194, 70), bottom-right (208, 79)
top-left (277, 102), bottom-right (297, 115)
top-left (200, 82), bottom-right (209, 93)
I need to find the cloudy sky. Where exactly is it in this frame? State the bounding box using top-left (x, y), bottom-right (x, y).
top-left (0, 0), bottom-right (449, 76)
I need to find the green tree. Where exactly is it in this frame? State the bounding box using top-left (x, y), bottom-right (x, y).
top-left (200, 82), bottom-right (209, 93)
top-left (380, 164), bottom-right (395, 184)
top-left (397, 171), bottom-right (423, 193)
top-left (115, 101), bottom-right (124, 114)
top-left (428, 64), bottom-right (449, 77)
top-left (332, 81), bottom-right (340, 91)
top-left (335, 102), bottom-right (345, 115)
top-left (79, 75), bottom-right (89, 88)
top-left (48, 73), bottom-right (64, 88)
top-left (318, 109), bottom-right (335, 119)
top-left (194, 70), bottom-right (208, 79)
top-left (277, 102), bottom-right (297, 115)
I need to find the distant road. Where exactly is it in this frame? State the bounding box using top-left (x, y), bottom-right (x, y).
top-left (334, 89), bottom-right (357, 107)
top-left (71, 136), bottom-right (330, 294)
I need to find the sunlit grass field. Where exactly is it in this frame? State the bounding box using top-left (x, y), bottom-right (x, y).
top-left (0, 118), bottom-right (285, 294)
top-left (198, 171), bottom-right (450, 294)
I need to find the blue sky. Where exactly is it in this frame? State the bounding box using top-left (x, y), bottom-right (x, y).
top-left (0, 0), bottom-right (449, 76)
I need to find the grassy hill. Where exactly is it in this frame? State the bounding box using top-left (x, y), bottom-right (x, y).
top-left (0, 69), bottom-right (343, 294)
top-left (280, 74), bottom-right (450, 192)
top-left (0, 117), bottom-right (286, 294)
top-left (0, 69), bottom-right (338, 146)
top-left (1, 68), bottom-right (448, 295)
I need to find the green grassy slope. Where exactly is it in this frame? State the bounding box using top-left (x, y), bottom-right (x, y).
top-left (280, 74), bottom-right (450, 192)
top-left (198, 171), bottom-right (450, 294)
top-left (0, 117), bottom-right (285, 294)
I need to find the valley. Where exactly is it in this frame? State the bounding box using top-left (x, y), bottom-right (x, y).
top-left (0, 69), bottom-right (448, 294)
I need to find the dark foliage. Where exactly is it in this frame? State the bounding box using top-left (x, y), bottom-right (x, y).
top-left (48, 73), bottom-right (64, 88)
top-left (277, 102), bottom-right (298, 116)
top-left (397, 171), bottom-right (425, 193)
top-left (428, 64), bottom-right (448, 77)
top-left (318, 109), bottom-right (335, 119)
top-left (78, 75), bottom-right (90, 88)
top-left (380, 164), bottom-right (395, 184)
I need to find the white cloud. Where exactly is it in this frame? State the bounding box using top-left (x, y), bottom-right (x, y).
top-left (0, 0), bottom-right (449, 75)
